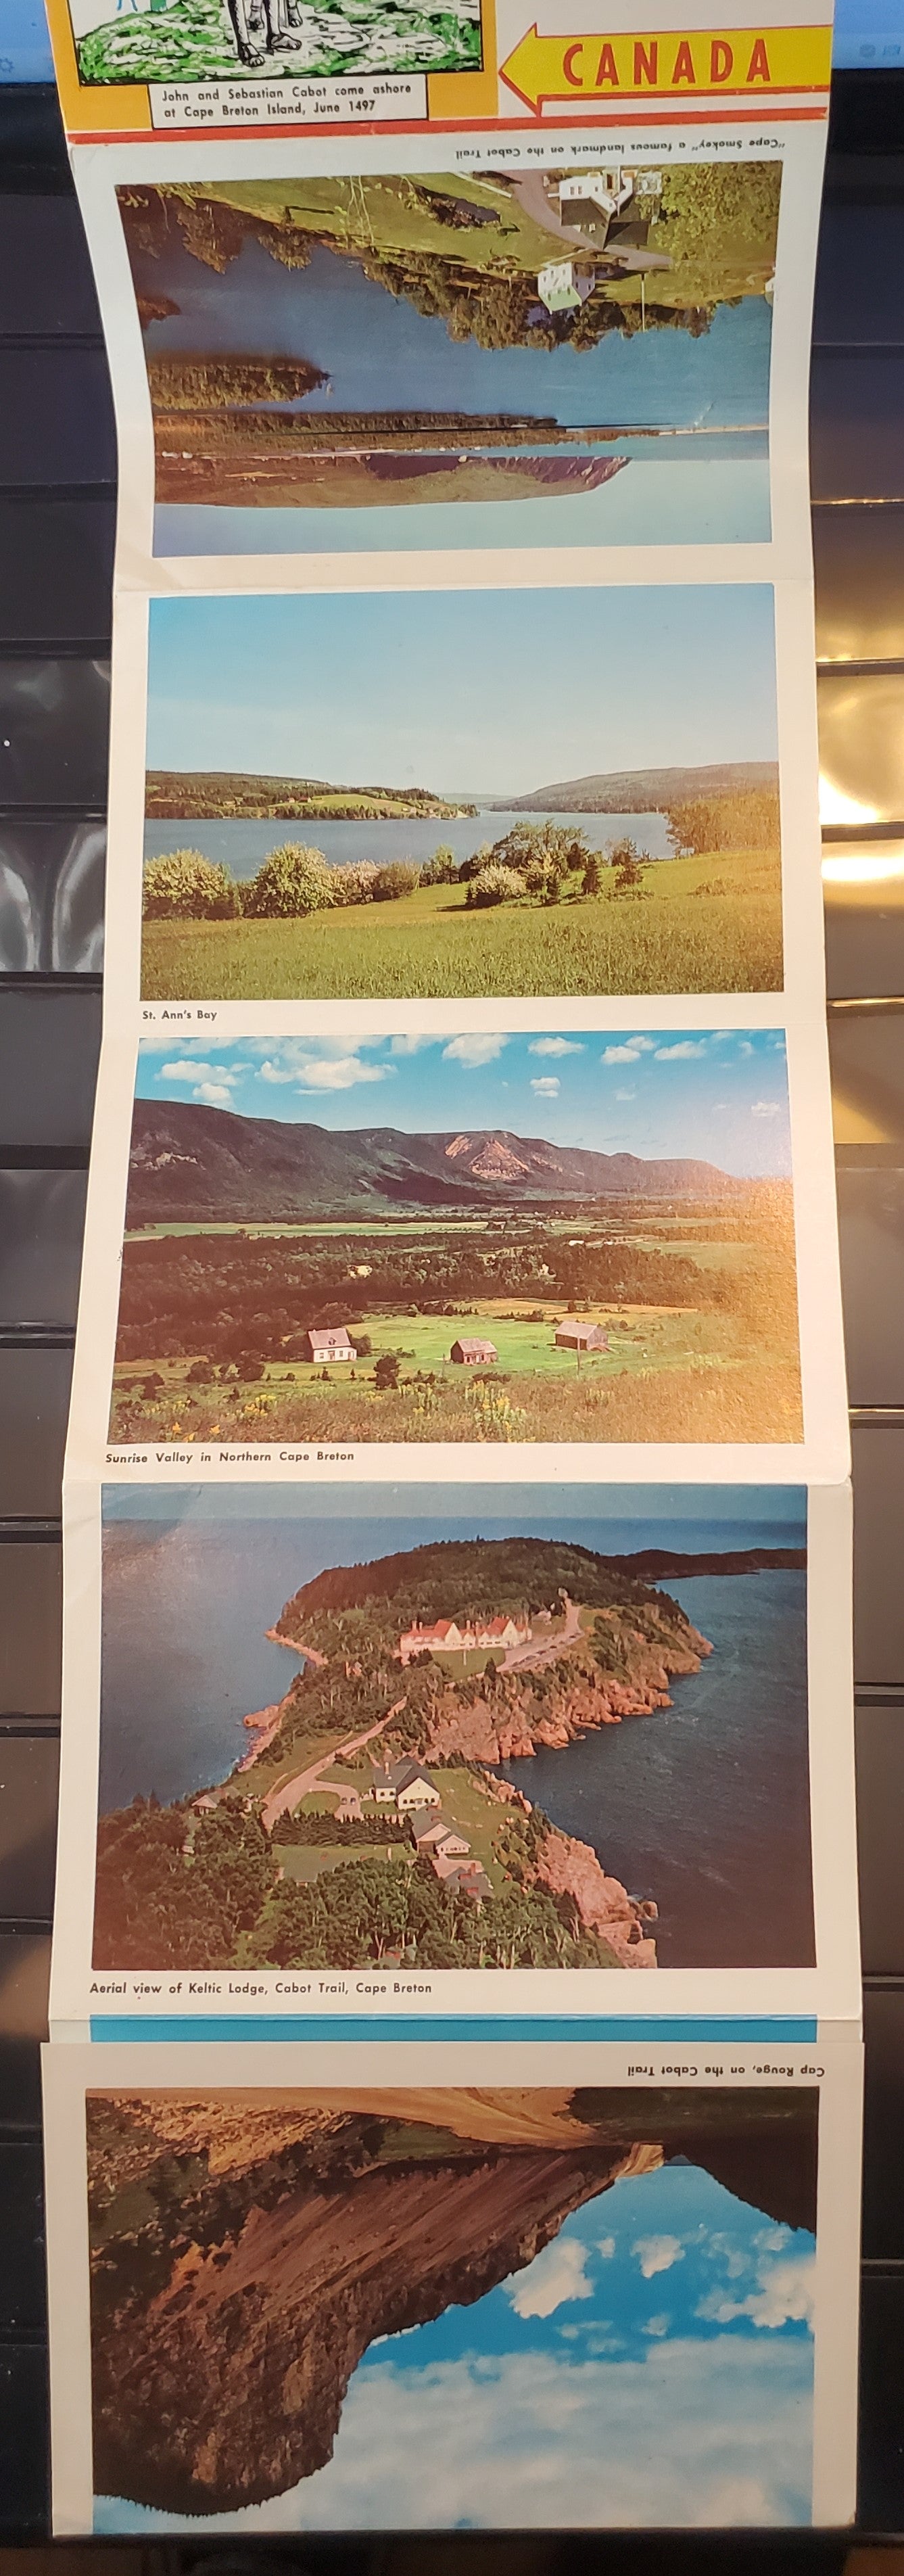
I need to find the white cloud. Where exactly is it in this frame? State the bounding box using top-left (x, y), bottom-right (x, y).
top-left (642, 2315), bottom-right (671, 2338)
top-left (632, 2235), bottom-right (686, 2279)
top-left (93, 2334), bottom-right (815, 2537)
top-left (389, 1035), bottom-right (438, 1056)
top-left (194, 1081), bottom-right (235, 1108)
top-left (712, 1102), bottom-right (729, 1111)
top-left (751, 1100), bottom-right (782, 1119)
top-left (506, 2237), bottom-right (593, 2319)
top-left (597, 2237), bottom-right (616, 2259)
top-left (531, 1077), bottom-right (561, 1098)
top-left (653, 1041), bottom-right (707, 1061)
top-left (528, 1038), bottom-right (584, 1058)
top-left (738, 1039), bottom-right (755, 1056)
top-left (256, 1059), bottom-right (300, 1085)
top-left (442, 1034), bottom-right (508, 1067)
top-left (296, 1057), bottom-right (389, 1092)
top-left (184, 2336), bottom-right (814, 2533)
top-left (601, 1036), bottom-right (657, 1064)
top-left (697, 2252), bottom-right (815, 2333)
top-left (615, 1090), bottom-right (636, 1102)
top-left (158, 1058), bottom-right (237, 1086)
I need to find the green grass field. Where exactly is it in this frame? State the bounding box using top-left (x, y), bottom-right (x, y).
top-left (110, 1275), bottom-right (803, 1446)
top-left (140, 853), bottom-right (782, 1002)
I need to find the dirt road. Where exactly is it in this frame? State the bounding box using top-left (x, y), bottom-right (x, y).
top-left (500, 1590), bottom-right (582, 1673)
top-left (260, 1697), bottom-right (408, 1831)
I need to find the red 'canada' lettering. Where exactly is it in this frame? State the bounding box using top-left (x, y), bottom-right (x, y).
top-left (594, 40), bottom-right (619, 82)
top-left (563, 39), bottom-right (584, 83)
top-left (634, 37), bottom-right (657, 80)
top-left (746, 34), bottom-right (770, 78)
top-left (671, 36), bottom-right (696, 79)
top-left (711, 36), bottom-right (733, 78)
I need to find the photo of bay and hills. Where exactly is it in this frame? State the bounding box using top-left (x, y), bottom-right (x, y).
top-left (142, 586), bottom-right (783, 1003)
top-left (113, 1029), bottom-right (801, 1450)
top-left (118, 164), bottom-right (779, 555)
top-left (95, 1482), bottom-right (813, 1980)
top-left (89, 2081), bottom-right (818, 2529)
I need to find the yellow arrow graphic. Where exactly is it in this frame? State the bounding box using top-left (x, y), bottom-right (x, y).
top-left (499, 22), bottom-right (832, 113)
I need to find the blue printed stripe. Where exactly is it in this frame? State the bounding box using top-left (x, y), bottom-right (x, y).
top-left (89, 2014), bottom-right (819, 2046)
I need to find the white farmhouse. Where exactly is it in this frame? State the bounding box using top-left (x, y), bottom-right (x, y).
top-left (537, 258), bottom-right (595, 315)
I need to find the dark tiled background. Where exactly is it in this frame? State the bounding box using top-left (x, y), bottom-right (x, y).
top-left (2, 68), bottom-right (904, 2551)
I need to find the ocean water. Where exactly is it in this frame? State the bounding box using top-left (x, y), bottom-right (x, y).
top-left (498, 1568), bottom-right (812, 1968)
top-left (99, 1511), bottom-right (811, 1969)
top-left (143, 234), bottom-right (771, 551)
top-left (143, 235), bottom-right (771, 429)
top-left (142, 807), bottom-right (673, 878)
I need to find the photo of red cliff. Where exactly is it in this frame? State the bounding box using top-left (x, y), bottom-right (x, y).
top-left (87, 2082), bottom-right (819, 2528)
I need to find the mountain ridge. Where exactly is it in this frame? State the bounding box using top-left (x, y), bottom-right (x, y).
top-left (126, 1098), bottom-right (749, 1224)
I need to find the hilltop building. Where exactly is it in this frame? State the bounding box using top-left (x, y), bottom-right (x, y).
top-left (303, 1325), bottom-right (355, 1364)
top-left (398, 1611), bottom-right (530, 1663)
top-left (537, 258), bottom-right (595, 314)
top-left (450, 1336), bottom-right (498, 1365)
top-left (554, 1317), bottom-right (609, 1352)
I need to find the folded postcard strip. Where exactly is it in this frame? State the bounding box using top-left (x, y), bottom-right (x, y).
top-left (45, 2036), bottom-right (863, 2532)
top-left (43, 0), bottom-right (863, 2529)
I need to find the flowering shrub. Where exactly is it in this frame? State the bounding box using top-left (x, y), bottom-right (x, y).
top-left (465, 863), bottom-right (526, 909)
top-left (142, 850), bottom-right (240, 920)
top-left (243, 843), bottom-right (334, 918)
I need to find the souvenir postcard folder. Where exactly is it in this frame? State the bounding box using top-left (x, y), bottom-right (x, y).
top-left (43, 0), bottom-right (863, 2529)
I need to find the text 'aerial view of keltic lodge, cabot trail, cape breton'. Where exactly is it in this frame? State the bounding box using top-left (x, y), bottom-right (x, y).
top-left (114, 1029), bottom-right (801, 1449)
top-left (115, 162), bottom-right (778, 554)
top-left (87, 2084), bottom-right (819, 2530)
top-left (141, 586), bottom-right (783, 1003)
top-left (95, 1483), bottom-right (814, 1981)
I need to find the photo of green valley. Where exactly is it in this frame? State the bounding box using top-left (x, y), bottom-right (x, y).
top-left (111, 1031), bottom-right (802, 1449)
top-left (87, 2084), bottom-right (818, 2527)
top-left (94, 1484), bottom-right (814, 1979)
top-left (141, 586), bottom-right (783, 1002)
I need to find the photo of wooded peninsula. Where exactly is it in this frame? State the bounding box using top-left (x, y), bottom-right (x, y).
top-left (111, 1030), bottom-right (801, 1450)
top-left (88, 2084), bottom-right (817, 2527)
top-left (94, 1484), bottom-right (813, 1980)
top-left (141, 587), bottom-right (783, 1002)
top-left (118, 164), bottom-right (777, 553)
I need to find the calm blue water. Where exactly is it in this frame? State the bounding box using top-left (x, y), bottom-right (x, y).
top-left (142, 806), bottom-right (673, 878)
top-left (99, 1512), bottom-right (812, 1971)
top-left (143, 233), bottom-right (771, 552)
top-left (498, 1569), bottom-right (812, 1969)
top-left (143, 234), bottom-right (771, 431)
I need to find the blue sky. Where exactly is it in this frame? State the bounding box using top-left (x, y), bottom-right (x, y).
top-left (95, 2159), bottom-right (815, 2532)
top-left (154, 459), bottom-right (771, 557)
top-left (136, 1027), bottom-right (791, 1177)
top-left (145, 586), bottom-right (778, 796)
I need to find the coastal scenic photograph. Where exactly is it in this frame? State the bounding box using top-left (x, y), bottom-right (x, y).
top-left (89, 2082), bottom-right (818, 2529)
top-left (94, 1482), bottom-right (814, 1977)
top-left (70, 0), bottom-right (481, 91)
top-left (141, 586), bottom-right (783, 1002)
top-left (118, 164), bottom-right (777, 555)
top-left (112, 1029), bottom-right (801, 1450)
